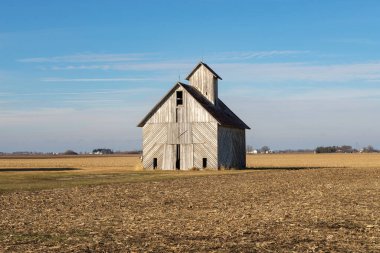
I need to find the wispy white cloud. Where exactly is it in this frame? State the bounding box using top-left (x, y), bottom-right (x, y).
top-left (223, 86), bottom-right (380, 103)
top-left (18, 53), bottom-right (154, 63)
top-left (215, 62), bottom-right (380, 82)
top-left (0, 88), bottom-right (160, 99)
top-left (63, 99), bottom-right (124, 103)
top-left (49, 62), bottom-right (193, 71)
top-left (285, 88), bottom-right (380, 101)
top-left (16, 51), bottom-right (380, 84)
top-left (208, 50), bottom-right (310, 61)
top-left (43, 59), bottom-right (380, 83)
top-left (41, 77), bottom-right (157, 82)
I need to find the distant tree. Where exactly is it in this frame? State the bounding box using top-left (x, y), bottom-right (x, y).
top-left (260, 146), bottom-right (270, 153)
top-left (246, 145), bottom-right (253, 153)
top-left (315, 146), bottom-right (337, 153)
top-left (92, 148), bottom-right (114, 154)
top-left (362, 145), bottom-right (377, 153)
top-left (63, 150), bottom-right (78, 155)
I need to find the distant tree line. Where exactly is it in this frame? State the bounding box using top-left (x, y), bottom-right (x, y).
top-left (315, 145), bottom-right (378, 153)
top-left (0, 149), bottom-right (142, 156)
top-left (246, 144), bottom-right (379, 154)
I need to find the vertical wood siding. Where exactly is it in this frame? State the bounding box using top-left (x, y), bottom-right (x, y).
top-left (146, 87), bottom-right (216, 124)
top-left (143, 86), bottom-right (218, 170)
top-left (218, 126), bottom-right (246, 169)
top-left (188, 65), bottom-right (218, 105)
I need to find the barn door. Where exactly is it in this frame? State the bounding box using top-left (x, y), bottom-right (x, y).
top-left (163, 144), bottom-right (176, 170)
top-left (180, 144), bottom-right (194, 170)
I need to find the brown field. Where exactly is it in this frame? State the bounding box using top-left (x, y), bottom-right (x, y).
top-left (0, 154), bottom-right (379, 252)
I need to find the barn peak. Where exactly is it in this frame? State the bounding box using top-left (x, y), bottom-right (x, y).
top-left (185, 62), bottom-right (222, 81)
top-left (185, 62), bottom-right (221, 105)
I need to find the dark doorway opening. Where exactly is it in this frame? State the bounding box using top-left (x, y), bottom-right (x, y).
top-left (176, 144), bottom-right (180, 170)
top-left (153, 158), bottom-right (157, 169)
top-left (203, 158), bottom-right (207, 168)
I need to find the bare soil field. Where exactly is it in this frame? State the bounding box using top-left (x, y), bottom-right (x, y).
top-left (0, 154), bottom-right (379, 252)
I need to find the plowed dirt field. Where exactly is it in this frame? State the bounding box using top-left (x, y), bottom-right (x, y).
top-left (0, 154), bottom-right (379, 252)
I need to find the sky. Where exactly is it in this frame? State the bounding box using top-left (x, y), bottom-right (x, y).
top-left (1, 0), bottom-right (380, 152)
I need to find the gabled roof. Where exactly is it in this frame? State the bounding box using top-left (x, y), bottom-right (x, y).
top-left (185, 62), bottom-right (222, 80)
top-left (137, 82), bottom-right (250, 129)
top-left (181, 84), bottom-right (250, 129)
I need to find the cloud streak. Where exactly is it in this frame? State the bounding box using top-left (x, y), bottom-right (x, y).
top-left (0, 88), bottom-right (160, 97)
top-left (41, 77), bottom-right (157, 82)
top-left (215, 62), bottom-right (380, 82)
top-left (208, 50), bottom-right (310, 61)
top-left (18, 53), bottom-right (154, 63)
top-left (45, 61), bottom-right (380, 83)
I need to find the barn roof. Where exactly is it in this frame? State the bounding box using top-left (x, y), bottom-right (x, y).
top-left (137, 82), bottom-right (250, 129)
top-left (181, 84), bottom-right (250, 129)
top-left (185, 62), bottom-right (222, 80)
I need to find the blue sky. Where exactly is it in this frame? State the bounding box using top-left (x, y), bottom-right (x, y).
top-left (1, 0), bottom-right (380, 152)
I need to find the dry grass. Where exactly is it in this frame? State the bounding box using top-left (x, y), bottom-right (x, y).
top-left (0, 155), bottom-right (141, 173)
top-left (0, 155), bottom-right (247, 192)
top-left (248, 153), bottom-right (380, 169)
top-left (0, 154), bottom-right (379, 252)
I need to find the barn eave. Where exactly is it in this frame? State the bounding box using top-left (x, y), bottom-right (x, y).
top-left (137, 82), bottom-right (182, 127)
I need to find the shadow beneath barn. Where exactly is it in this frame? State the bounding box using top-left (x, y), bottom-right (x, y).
top-left (0, 168), bottom-right (81, 172)
top-left (243, 166), bottom-right (323, 171)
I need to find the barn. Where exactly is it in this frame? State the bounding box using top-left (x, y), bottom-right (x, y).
top-left (138, 62), bottom-right (250, 170)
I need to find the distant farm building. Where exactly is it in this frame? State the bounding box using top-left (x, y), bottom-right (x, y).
top-left (138, 62), bottom-right (250, 170)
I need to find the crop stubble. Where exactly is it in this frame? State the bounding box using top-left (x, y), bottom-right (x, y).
top-left (0, 154), bottom-right (379, 252)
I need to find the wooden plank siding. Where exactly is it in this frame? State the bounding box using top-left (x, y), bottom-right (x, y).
top-left (192, 122), bottom-right (218, 168)
top-left (218, 126), bottom-right (246, 169)
top-left (146, 87), bottom-right (217, 124)
top-left (142, 124), bottom-right (167, 169)
top-left (188, 64), bottom-right (218, 105)
top-left (142, 86), bottom-right (219, 170)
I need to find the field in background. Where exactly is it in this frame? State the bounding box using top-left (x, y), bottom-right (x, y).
top-left (248, 153), bottom-right (380, 169)
top-left (0, 153), bottom-right (379, 252)
top-left (0, 153), bottom-right (380, 192)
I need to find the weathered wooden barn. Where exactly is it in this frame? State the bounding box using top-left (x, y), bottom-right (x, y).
top-left (138, 62), bottom-right (250, 170)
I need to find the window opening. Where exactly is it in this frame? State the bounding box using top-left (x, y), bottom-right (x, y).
top-left (203, 158), bottom-right (207, 168)
top-left (176, 91), bottom-right (183, 106)
top-left (153, 158), bottom-right (157, 169)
